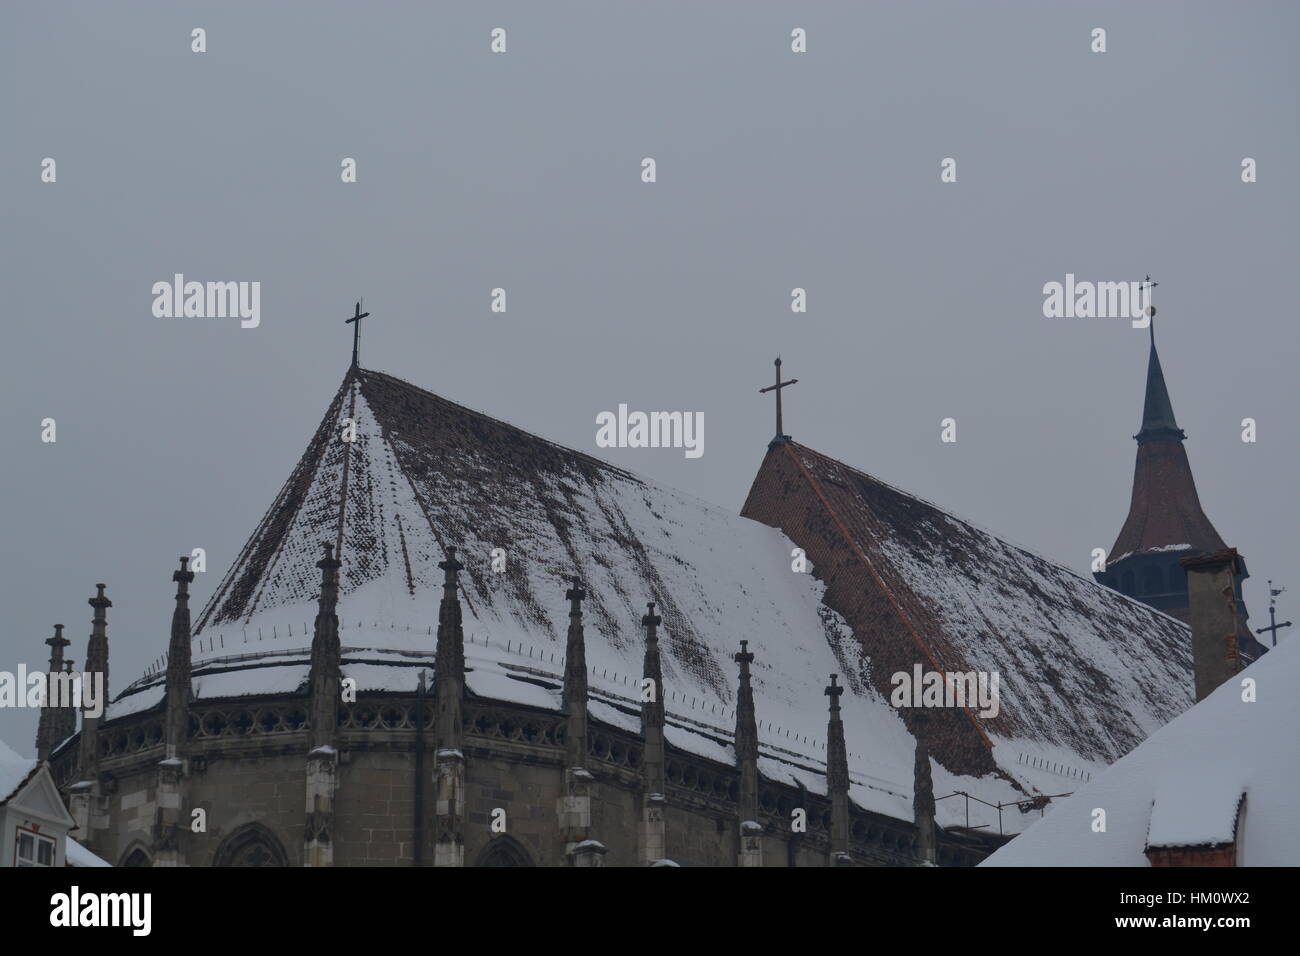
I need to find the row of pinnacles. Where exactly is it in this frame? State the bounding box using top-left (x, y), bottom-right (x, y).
top-left (35, 546), bottom-right (940, 867)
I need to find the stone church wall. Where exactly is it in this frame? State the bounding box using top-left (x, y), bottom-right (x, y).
top-left (50, 694), bottom-right (992, 867)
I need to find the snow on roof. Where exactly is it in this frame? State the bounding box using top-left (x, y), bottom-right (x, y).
top-left (156, 367), bottom-right (980, 826)
top-left (982, 636), bottom-right (1300, 866)
top-left (194, 665), bottom-right (309, 700)
top-left (1146, 779), bottom-right (1244, 850)
top-left (766, 443), bottom-right (1194, 768)
top-left (104, 683), bottom-right (165, 721)
top-left (66, 837), bottom-right (112, 867)
top-left (0, 738), bottom-right (40, 805)
top-left (100, 366), bottom-right (1189, 834)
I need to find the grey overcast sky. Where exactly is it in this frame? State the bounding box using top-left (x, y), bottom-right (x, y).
top-left (2, 1), bottom-right (1297, 753)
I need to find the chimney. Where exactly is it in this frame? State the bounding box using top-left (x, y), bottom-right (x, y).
top-left (1181, 548), bottom-right (1246, 701)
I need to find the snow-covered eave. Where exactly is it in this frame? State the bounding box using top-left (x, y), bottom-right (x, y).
top-left (1145, 839), bottom-right (1234, 851)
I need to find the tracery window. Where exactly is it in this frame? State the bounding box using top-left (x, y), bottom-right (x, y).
top-left (213, 824), bottom-right (289, 867)
top-left (475, 835), bottom-right (534, 867)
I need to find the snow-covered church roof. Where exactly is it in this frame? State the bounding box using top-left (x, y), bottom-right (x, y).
top-left (982, 635), bottom-right (1299, 866)
top-left (743, 440), bottom-right (1196, 774)
top-left (106, 365), bottom-right (1193, 834)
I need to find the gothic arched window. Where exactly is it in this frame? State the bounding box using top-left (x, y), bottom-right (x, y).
top-left (474, 835), bottom-right (534, 867)
top-left (213, 823), bottom-right (290, 867)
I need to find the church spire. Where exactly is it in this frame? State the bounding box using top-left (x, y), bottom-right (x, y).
top-left (1136, 307), bottom-right (1185, 445)
top-left (1100, 287), bottom-right (1248, 632)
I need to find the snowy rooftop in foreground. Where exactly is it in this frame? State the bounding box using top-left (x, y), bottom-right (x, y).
top-left (66, 837), bottom-right (112, 867)
top-left (982, 636), bottom-right (1300, 866)
top-left (104, 366), bottom-right (1198, 834)
top-left (0, 738), bottom-right (39, 804)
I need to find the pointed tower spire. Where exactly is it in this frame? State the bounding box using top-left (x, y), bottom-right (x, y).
top-left (639, 601), bottom-right (668, 865)
top-left (164, 557), bottom-right (196, 759)
top-left (1099, 286), bottom-right (1249, 633)
top-left (824, 674), bottom-right (852, 866)
top-left (304, 542), bottom-right (343, 867)
top-left (35, 624), bottom-right (71, 760)
top-left (432, 546), bottom-right (467, 867)
top-left (734, 640), bottom-right (763, 866)
top-left (1137, 306), bottom-right (1185, 444)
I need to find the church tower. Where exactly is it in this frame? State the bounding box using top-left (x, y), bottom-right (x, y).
top-left (1095, 294), bottom-right (1254, 653)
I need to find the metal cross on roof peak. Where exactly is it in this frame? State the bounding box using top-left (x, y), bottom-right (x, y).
top-left (759, 356), bottom-right (798, 441)
top-left (346, 300), bottom-right (370, 367)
